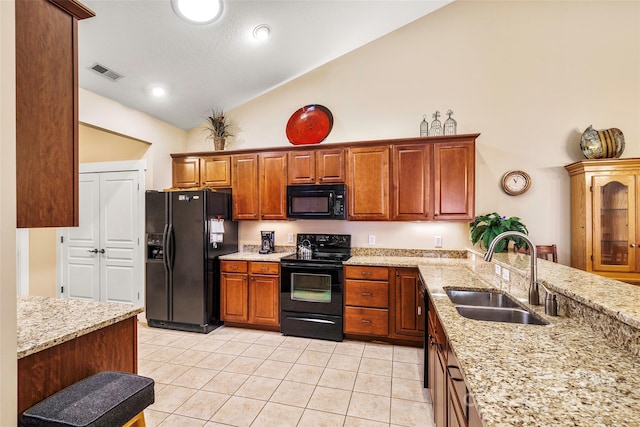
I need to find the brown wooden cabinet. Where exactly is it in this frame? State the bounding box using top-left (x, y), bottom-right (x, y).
top-left (392, 268), bottom-right (425, 342)
top-left (171, 155), bottom-right (231, 189)
top-left (220, 260), bottom-right (280, 328)
top-left (231, 154), bottom-right (259, 220)
top-left (392, 144), bottom-right (431, 220)
top-left (565, 159), bottom-right (640, 285)
top-left (427, 292), bottom-right (482, 427)
top-left (232, 153), bottom-right (287, 220)
top-left (200, 155), bottom-right (231, 187)
top-left (288, 148), bottom-right (345, 184)
top-left (259, 152), bottom-right (288, 220)
top-left (344, 265), bottom-right (390, 336)
top-left (172, 157), bottom-right (201, 188)
top-left (433, 140), bottom-right (475, 221)
top-left (347, 146), bottom-right (390, 220)
top-left (16, 0), bottom-right (94, 227)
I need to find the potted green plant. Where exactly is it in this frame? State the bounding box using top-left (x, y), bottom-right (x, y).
top-left (469, 212), bottom-right (529, 252)
top-left (205, 108), bottom-right (233, 150)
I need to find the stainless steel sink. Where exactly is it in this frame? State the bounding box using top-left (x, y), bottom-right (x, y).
top-left (453, 305), bottom-right (548, 326)
top-left (446, 290), bottom-right (521, 308)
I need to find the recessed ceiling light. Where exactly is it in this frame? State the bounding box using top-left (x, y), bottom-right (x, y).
top-left (253, 24), bottom-right (271, 40)
top-left (149, 85), bottom-right (168, 98)
top-left (172, 0), bottom-right (222, 25)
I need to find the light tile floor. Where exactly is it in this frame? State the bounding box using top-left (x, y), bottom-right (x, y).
top-left (139, 323), bottom-right (435, 427)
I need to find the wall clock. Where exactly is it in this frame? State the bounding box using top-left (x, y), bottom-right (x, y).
top-left (502, 170), bottom-right (531, 196)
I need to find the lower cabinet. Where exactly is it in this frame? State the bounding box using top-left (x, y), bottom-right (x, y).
top-left (221, 260), bottom-right (280, 328)
top-left (427, 293), bottom-right (482, 427)
top-left (344, 265), bottom-right (424, 344)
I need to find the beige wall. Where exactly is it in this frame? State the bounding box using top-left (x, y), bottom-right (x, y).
top-left (0, 0), bottom-right (17, 423)
top-left (28, 124), bottom-right (152, 298)
top-left (186, 1), bottom-right (640, 264)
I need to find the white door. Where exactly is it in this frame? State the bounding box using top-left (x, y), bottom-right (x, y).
top-left (60, 170), bottom-right (142, 305)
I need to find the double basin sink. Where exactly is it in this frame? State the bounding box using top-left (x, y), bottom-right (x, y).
top-left (446, 289), bottom-right (548, 326)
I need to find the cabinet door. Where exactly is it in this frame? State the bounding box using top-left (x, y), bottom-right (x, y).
top-left (201, 155), bottom-right (231, 187)
top-left (259, 152), bottom-right (288, 220)
top-left (316, 148), bottom-right (345, 183)
top-left (232, 154), bottom-right (259, 220)
top-left (393, 268), bottom-right (424, 339)
top-left (172, 157), bottom-right (200, 188)
top-left (249, 274), bottom-right (280, 326)
top-left (288, 151), bottom-right (316, 184)
top-left (347, 146), bottom-right (390, 220)
top-left (16, 0), bottom-right (94, 227)
top-left (433, 141), bottom-right (475, 221)
top-left (434, 346), bottom-right (447, 427)
top-left (592, 175), bottom-right (637, 273)
top-left (392, 144), bottom-right (431, 220)
top-left (221, 273), bottom-right (249, 322)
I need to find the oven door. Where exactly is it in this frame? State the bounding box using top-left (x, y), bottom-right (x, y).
top-left (280, 262), bottom-right (343, 316)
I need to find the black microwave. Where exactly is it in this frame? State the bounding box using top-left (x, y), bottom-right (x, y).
top-left (286, 184), bottom-right (347, 220)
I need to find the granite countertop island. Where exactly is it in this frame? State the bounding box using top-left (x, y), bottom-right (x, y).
top-left (17, 295), bottom-right (143, 358)
top-left (346, 253), bottom-right (640, 426)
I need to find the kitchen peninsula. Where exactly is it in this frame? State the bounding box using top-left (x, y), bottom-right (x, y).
top-left (17, 296), bottom-right (143, 415)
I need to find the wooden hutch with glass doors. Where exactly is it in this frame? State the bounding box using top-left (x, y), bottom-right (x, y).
top-left (565, 158), bottom-right (640, 285)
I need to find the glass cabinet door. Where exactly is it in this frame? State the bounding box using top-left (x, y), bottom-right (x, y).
top-left (592, 175), bottom-right (637, 272)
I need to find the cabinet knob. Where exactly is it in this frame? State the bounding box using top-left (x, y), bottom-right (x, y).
top-left (631, 244), bottom-right (637, 248)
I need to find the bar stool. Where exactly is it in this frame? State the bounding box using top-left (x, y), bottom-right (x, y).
top-left (516, 244), bottom-right (558, 263)
top-left (19, 371), bottom-right (154, 427)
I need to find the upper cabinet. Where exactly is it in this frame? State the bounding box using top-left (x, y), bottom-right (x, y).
top-left (566, 159), bottom-right (640, 285)
top-left (171, 133), bottom-right (478, 222)
top-left (15, 0), bottom-right (95, 227)
top-left (171, 154), bottom-right (231, 189)
top-left (288, 148), bottom-right (345, 184)
top-left (347, 146), bottom-right (390, 221)
top-left (232, 152), bottom-right (287, 221)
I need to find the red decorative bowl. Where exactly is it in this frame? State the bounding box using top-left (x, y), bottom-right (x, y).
top-left (286, 104), bottom-right (333, 145)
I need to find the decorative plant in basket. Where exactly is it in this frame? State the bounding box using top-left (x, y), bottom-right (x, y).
top-left (469, 212), bottom-right (529, 252)
top-left (205, 108), bottom-right (233, 150)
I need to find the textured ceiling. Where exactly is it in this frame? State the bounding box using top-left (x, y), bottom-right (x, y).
top-left (78, 1), bottom-right (451, 130)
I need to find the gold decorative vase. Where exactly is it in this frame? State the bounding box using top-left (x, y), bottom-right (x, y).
top-left (213, 137), bottom-right (225, 151)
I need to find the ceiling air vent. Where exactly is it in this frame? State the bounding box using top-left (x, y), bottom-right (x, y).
top-left (89, 62), bottom-right (123, 82)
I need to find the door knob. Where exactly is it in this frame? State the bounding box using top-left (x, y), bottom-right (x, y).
top-left (87, 249), bottom-right (98, 253)
top-left (99, 249), bottom-right (105, 254)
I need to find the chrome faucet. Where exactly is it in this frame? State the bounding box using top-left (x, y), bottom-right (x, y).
top-left (483, 231), bottom-right (558, 316)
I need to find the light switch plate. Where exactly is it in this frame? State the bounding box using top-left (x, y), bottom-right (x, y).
top-left (502, 268), bottom-right (510, 281)
top-left (435, 236), bottom-right (442, 248)
top-left (287, 233), bottom-right (294, 243)
top-left (368, 235), bottom-right (376, 245)
top-left (494, 264), bottom-right (501, 276)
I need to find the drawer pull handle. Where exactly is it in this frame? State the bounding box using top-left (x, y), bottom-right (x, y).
top-left (361, 292), bottom-right (372, 297)
top-left (260, 267), bottom-right (268, 271)
top-left (230, 266), bottom-right (238, 270)
top-left (361, 271), bottom-right (372, 276)
top-left (361, 319), bottom-right (372, 324)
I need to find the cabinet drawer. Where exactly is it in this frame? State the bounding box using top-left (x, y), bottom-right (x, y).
top-left (221, 260), bottom-right (248, 273)
top-left (345, 280), bottom-right (389, 308)
top-left (344, 307), bottom-right (389, 336)
top-left (345, 265), bottom-right (389, 281)
top-left (249, 262), bottom-right (279, 275)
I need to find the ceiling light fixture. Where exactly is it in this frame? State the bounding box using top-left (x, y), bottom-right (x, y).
top-left (172, 0), bottom-right (223, 25)
top-left (253, 24), bottom-right (271, 40)
top-left (151, 86), bottom-right (166, 97)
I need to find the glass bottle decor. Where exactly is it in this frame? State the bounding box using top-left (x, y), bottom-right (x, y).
top-left (429, 111), bottom-right (443, 136)
top-left (420, 115), bottom-right (429, 137)
top-left (444, 109), bottom-right (457, 135)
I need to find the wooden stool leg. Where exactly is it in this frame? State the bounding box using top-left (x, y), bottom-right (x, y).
top-left (122, 411), bottom-right (146, 427)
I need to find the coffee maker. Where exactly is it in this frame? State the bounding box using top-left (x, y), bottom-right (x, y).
top-left (259, 231), bottom-right (275, 254)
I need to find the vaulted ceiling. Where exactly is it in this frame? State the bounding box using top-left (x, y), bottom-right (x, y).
top-left (78, 0), bottom-right (451, 130)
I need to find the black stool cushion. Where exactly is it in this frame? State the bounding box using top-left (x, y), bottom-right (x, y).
top-left (20, 371), bottom-right (154, 427)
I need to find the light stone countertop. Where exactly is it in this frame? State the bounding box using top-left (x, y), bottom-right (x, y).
top-left (219, 251), bottom-right (293, 262)
top-left (18, 296), bottom-right (143, 359)
top-left (347, 255), bottom-right (640, 426)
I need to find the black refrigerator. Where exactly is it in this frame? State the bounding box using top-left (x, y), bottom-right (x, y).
top-left (145, 189), bottom-right (238, 333)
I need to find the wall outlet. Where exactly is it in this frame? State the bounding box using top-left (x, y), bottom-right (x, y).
top-left (435, 235), bottom-right (442, 248)
top-left (494, 264), bottom-right (501, 276)
top-left (368, 235), bottom-right (376, 245)
top-left (287, 233), bottom-right (294, 243)
top-left (502, 268), bottom-right (510, 281)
